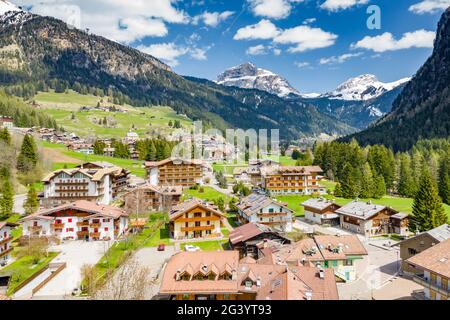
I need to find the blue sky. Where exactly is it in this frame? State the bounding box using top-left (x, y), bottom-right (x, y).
top-left (13, 0), bottom-right (449, 93)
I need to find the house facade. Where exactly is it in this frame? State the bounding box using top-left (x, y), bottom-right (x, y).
top-left (407, 238), bottom-right (450, 300)
top-left (261, 166), bottom-right (326, 196)
top-left (0, 222), bottom-right (18, 265)
top-left (145, 158), bottom-right (206, 187)
top-left (169, 199), bottom-right (225, 240)
top-left (301, 198), bottom-right (341, 226)
top-left (395, 224), bottom-right (450, 274)
top-left (123, 184), bottom-right (182, 215)
top-left (158, 251), bottom-right (339, 300)
top-left (336, 201), bottom-right (409, 237)
top-left (0, 116), bottom-right (13, 129)
top-left (237, 194), bottom-right (294, 232)
top-left (20, 200), bottom-right (128, 241)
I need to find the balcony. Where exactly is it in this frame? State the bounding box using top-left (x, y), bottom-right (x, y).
top-left (52, 223), bottom-right (65, 230)
top-left (77, 221), bottom-right (89, 227)
top-left (177, 216), bottom-right (220, 223)
top-left (413, 275), bottom-right (450, 297)
top-left (0, 247), bottom-right (13, 258)
top-left (0, 236), bottom-right (13, 245)
top-left (90, 223), bottom-right (101, 228)
top-left (28, 225), bottom-right (42, 232)
top-left (90, 232), bottom-right (101, 238)
top-left (77, 231), bottom-right (89, 238)
top-left (181, 225), bottom-right (215, 232)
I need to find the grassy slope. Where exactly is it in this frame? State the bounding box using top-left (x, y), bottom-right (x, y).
top-left (183, 186), bottom-right (236, 204)
top-left (35, 90), bottom-right (193, 139)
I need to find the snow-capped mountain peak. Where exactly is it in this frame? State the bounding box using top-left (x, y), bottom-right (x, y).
top-left (324, 74), bottom-right (411, 101)
top-left (216, 62), bottom-right (304, 98)
top-left (0, 0), bottom-right (20, 16)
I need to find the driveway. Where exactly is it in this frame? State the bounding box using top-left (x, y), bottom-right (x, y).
top-left (13, 194), bottom-right (26, 215)
top-left (32, 240), bottom-right (111, 298)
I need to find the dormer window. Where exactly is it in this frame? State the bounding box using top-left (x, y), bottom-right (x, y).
top-left (244, 280), bottom-right (253, 288)
top-left (219, 271), bottom-right (232, 280)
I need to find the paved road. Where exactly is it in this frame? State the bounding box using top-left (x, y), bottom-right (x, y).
top-left (32, 240), bottom-right (111, 298)
top-left (13, 194), bottom-right (26, 215)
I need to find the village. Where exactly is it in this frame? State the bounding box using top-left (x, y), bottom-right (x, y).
top-left (1, 119), bottom-right (449, 301)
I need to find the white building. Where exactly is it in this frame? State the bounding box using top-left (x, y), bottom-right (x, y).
top-left (20, 200), bottom-right (128, 241)
top-left (237, 194), bottom-right (294, 232)
top-left (0, 116), bottom-right (13, 129)
top-left (0, 222), bottom-right (18, 265)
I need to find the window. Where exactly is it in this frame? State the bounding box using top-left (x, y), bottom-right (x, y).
top-left (104, 227), bottom-right (109, 232)
top-left (408, 248), bottom-right (418, 255)
top-left (68, 219), bottom-right (72, 223)
top-left (269, 208), bottom-right (274, 213)
top-left (344, 260), bottom-right (353, 266)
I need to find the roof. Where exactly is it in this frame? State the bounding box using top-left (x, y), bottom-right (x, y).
top-left (301, 198), bottom-right (340, 211)
top-left (335, 201), bottom-right (392, 220)
top-left (313, 235), bottom-right (368, 260)
top-left (169, 199), bottom-right (225, 221)
top-left (145, 158), bottom-right (205, 168)
top-left (124, 184), bottom-right (182, 197)
top-left (391, 212), bottom-right (409, 220)
top-left (21, 200), bottom-right (128, 222)
top-left (407, 238), bottom-right (450, 279)
top-left (262, 166), bottom-right (323, 176)
top-left (237, 194), bottom-right (293, 217)
top-left (42, 166), bottom-right (121, 183)
top-left (427, 224), bottom-right (450, 242)
top-left (0, 221), bottom-right (18, 229)
top-left (229, 223), bottom-right (286, 245)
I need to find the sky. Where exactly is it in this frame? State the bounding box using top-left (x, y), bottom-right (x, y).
top-left (9, 0), bottom-right (450, 93)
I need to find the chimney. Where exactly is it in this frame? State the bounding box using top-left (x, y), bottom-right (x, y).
top-left (305, 291), bottom-right (313, 301)
top-left (176, 269), bottom-right (181, 281)
top-left (319, 268), bottom-right (325, 280)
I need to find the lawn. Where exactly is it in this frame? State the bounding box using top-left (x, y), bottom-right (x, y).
top-left (180, 240), bottom-right (228, 252)
top-left (1, 252), bottom-right (59, 295)
top-left (183, 186), bottom-right (236, 205)
top-left (41, 141), bottom-right (147, 177)
top-left (275, 195), bottom-right (314, 217)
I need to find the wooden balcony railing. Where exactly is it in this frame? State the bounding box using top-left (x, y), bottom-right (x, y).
top-left (77, 221), bottom-right (89, 227)
top-left (90, 223), bottom-right (101, 228)
top-left (181, 225), bottom-right (215, 232)
top-left (0, 236), bottom-right (13, 245)
top-left (90, 232), bottom-right (100, 238)
top-left (177, 217), bottom-right (220, 223)
top-left (77, 231), bottom-right (89, 237)
top-left (0, 247), bottom-right (13, 258)
top-left (52, 223), bottom-right (65, 230)
top-left (28, 225), bottom-right (43, 232)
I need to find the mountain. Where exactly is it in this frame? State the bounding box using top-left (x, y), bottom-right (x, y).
top-left (0, 1), bottom-right (19, 16)
top-left (216, 63), bottom-right (303, 98)
top-left (0, 11), bottom-right (355, 141)
top-left (322, 74), bottom-right (410, 101)
top-left (342, 8), bottom-right (450, 151)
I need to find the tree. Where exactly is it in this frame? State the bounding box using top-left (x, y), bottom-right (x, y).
top-left (24, 184), bottom-right (39, 215)
top-left (340, 163), bottom-right (358, 198)
top-left (214, 197), bottom-right (225, 212)
top-left (438, 152), bottom-right (450, 205)
top-left (0, 128), bottom-right (11, 145)
top-left (411, 169), bottom-right (448, 232)
top-left (17, 134), bottom-right (38, 173)
top-left (0, 178), bottom-right (14, 220)
top-left (93, 140), bottom-right (107, 155)
top-left (360, 163), bottom-right (374, 198)
top-left (334, 182), bottom-right (343, 197)
top-left (373, 175), bottom-right (386, 199)
top-left (398, 154), bottom-right (417, 198)
top-left (291, 149), bottom-right (302, 160)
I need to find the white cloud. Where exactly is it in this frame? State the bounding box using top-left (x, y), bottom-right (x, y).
top-left (294, 61), bottom-right (310, 68)
top-left (234, 19), bottom-right (280, 40)
top-left (273, 48), bottom-right (282, 55)
top-left (190, 48), bottom-right (208, 60)
top-left (193, 11), bottom-right (234, 27)
top-left (320, 0), bottom-right (369, 11)
top-left (15, 0), bottom-right (189, 44)
top-left (246, 44), bottom-right (269, 55)
top-left (274, 25), bottom-right (338, 52)
top-left (248, 0), bottom-right (304, 19)
top-left (303, 18), bottom-right (317, 25)
top-left (137, 43), bottom-right (188, 67)
top-left (319, 52), bottom-right (363, 65)
top-left (352, 30), bottom-right (436, 52)
top-left (409, 0), bottom-right (450, 14)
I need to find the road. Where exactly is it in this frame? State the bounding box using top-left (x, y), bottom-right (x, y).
top-left (13, 194), bottom-right (26, 215)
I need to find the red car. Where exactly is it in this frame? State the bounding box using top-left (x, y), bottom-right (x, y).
top-left (157, 244), bottom-right (166, 251)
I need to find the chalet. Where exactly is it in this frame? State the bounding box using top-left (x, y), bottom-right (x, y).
top-left (145, 158), bottom-right (206, 187)
top-left (233, 159), bottom-right (280, 187)
top-left (336, 201), bottom-right (409, 237)
top-left (407, 238), bottom-right (450, 300)
top-left (301, 198), bottom-right (341, 226)
top-left (261, 166), bottom-right (326, 196)
top-left (0, 222), bottom-right (18, 265)
top-left (20, 200), bottom-right (128, 241)
top-left (169, 199), bottom-right (225, 240)
top-left (123, 184), bottom-right (182, 215)
top-left (0, 116), bottom-right (13, 129)
top-left (237, 194), bottom-right (294, 232)
top-left (228, 223), bottom-right (291, 258)
top-left (394, 224), bottom-right (450, 274)
top-left (158, 251), bottom-right (339, 300)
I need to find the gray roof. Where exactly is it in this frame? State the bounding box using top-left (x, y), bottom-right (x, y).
top-left (302, 198), bottom-right (336, 211)
top-left (335, 201), bottom-right (388, 220)
top-left (427, 224), bottom-right (450, 242)
top-left (237, 194), bottom-right (293, 217)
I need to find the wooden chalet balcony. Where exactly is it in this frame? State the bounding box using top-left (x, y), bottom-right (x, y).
top-left (28, 225), bottom-right (43, 232)
top-left (77, 231), bottom-right (89, 237)
top-left (90, 232), bottom-right (101, 238)
top-left (90, 223), bottom-right (101, 228)
top-left (257, 212), bottom-right (288, 217)
top-left (52, 223), bottom-right (65, 230)
top-left (77, 221), bottom-right (89, 227)
top-left (177, 216), bottom-right (220, 223)
top-left (181, 225), bottom-right (215, 232)
top-left (0, 236), bottom-right (13, 245)
top-left (0, 247), bottom-right (13, 258)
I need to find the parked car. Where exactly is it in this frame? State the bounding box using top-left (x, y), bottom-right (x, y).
top-left (184, 245), bottom-right (200, 252)
top-left (157, 244), bottom-right (166, 251)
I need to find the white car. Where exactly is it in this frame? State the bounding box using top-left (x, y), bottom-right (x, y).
top-left (184, 245), bottom-right (200, 252)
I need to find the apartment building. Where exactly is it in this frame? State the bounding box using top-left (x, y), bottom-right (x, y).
top-left (336, 201), bottom-right (410, 237)
top-left (301, 198), bottom-right (341, 226)
top-left (407, 238), bottom-right (450, 300)
top-left (0, 222), bottom-right (18, 265)
top-left (237, 194), bottom-right (294, 232)
top-left (41, 162), bottom-right (129, 208)
top-left (0, 115), bottom-right (13, 129)
top-left (169, 199), bottom-right (225, 240)
top-left (261, 166), bottom-right (326, 195)
top-left (123, 184), bottom-right (182, 215)
top-left (158, 251), bottom-right (339, 300)
top-left (145, 158), bottom-right (206, 187)
top-left (395, 224), bottom-right (450, 274)
top-left (20, 200), bottom-right (128, 241)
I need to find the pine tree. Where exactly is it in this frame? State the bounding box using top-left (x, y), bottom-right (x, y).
top-left (398, 154), bottom-right (416, 198)
top-left (438, 152), bottom-right (450, 205)
top-left (24, 184), bottom-right (39, 215)
top-left (340, 163), bottom-right (358, 198)
top-left (360, 163), bottom-right (374, 198)
top-left (411, 169), bottom-right (448, 232)
top-left (17, 134), bottom-right (38, 173)
top-left (373, 175), bottom-right (386, 199)
top-left (334, 182), bottom-right (343, 197)
top-left (0, 179), bottom-right (14, 220)
top-left (0, 128), bottom-right (11, 145)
